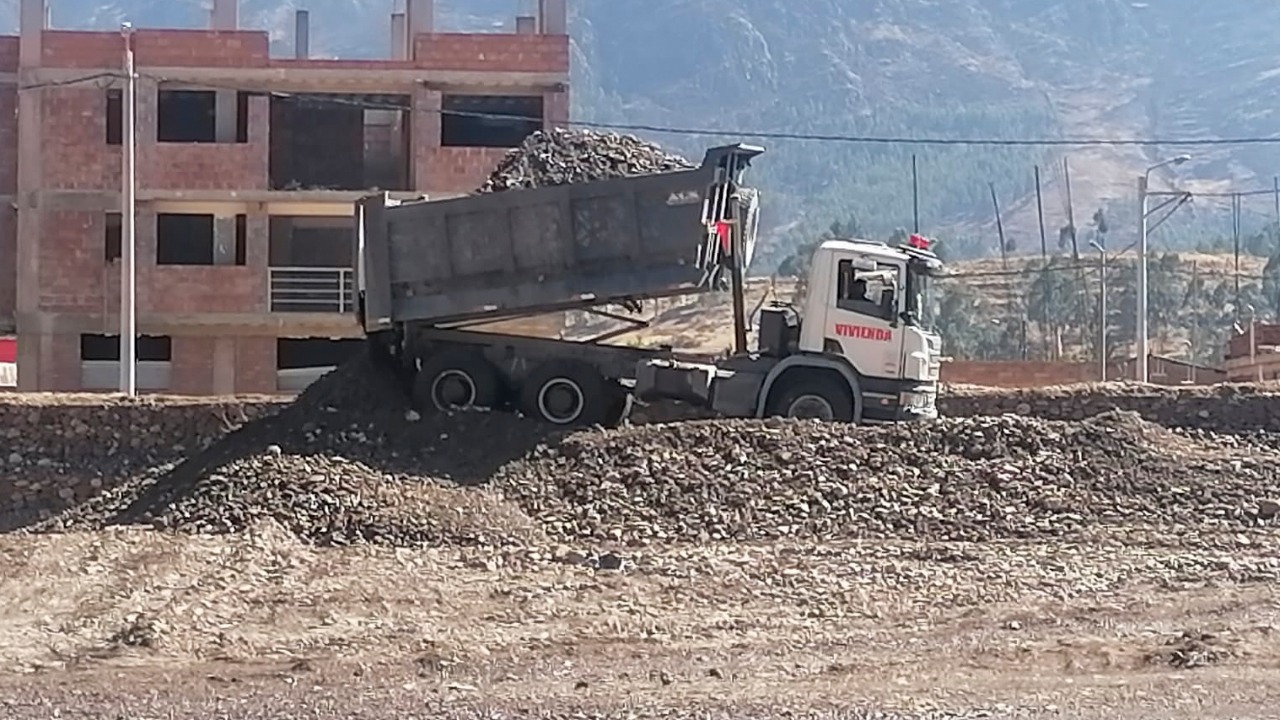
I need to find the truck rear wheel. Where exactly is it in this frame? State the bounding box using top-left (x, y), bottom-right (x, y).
top-left (766, 374), bottom-right (856, 423)
top-left (414, 351), bottom-right (502, 413)
top-left (520, 361), bottom-right (613, 427)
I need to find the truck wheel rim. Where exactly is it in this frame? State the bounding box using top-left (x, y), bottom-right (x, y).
top-left (538, 378), bottom-right (585, 424)
top-left (788, 394), bottom-right (834, 421)
top-left (431, 370), bottom-right (477, 409)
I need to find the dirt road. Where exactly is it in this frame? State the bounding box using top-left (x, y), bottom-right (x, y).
top-left (1, 524), bottom-right (1277, 719)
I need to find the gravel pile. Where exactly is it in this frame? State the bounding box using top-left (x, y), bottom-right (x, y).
top-left (477, 128), bottom-right (694, 193)
top-left (491, 410), bottom-right (1280, 544)
top-left (31, 351), bottom-right (559, 547)
top-left (28, 349), bottom-right (1280, 549)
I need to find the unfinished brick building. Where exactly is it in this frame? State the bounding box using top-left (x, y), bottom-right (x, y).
top-left (0, 0), bottom-right (570, 394)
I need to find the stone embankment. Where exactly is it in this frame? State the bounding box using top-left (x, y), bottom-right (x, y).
top-left (938, 381), bottom-right (1280, 432)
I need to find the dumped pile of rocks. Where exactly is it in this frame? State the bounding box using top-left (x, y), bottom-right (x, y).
top-left (32, 351), bottom-right (560, 546)
top-left (491, 410), bottom-right (1280, 544)
top-left (477, 128), bottom-right (694, 193)
top-left (29, 351), bottom-right (1280, 550)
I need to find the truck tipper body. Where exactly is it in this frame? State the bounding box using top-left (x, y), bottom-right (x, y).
top-left (354, 143), bottom-right (943, 426)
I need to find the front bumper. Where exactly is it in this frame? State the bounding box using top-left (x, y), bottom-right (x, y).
top-left (861, 383), bottom-right (938, 423)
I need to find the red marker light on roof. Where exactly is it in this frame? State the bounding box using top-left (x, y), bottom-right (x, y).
top-left (908, 234), bottom-right (930, 250)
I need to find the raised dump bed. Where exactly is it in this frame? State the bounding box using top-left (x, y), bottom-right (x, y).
top-left (355, 144), bottom-right (762, 330)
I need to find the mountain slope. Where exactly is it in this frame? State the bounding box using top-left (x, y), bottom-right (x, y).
top-left (6, 0), bottom-right (1279, 265)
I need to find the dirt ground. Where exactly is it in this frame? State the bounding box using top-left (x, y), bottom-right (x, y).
top-left (1, 524), bottom-right (1278, 719)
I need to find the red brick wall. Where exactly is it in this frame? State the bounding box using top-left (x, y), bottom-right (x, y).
top-left (40, 333), bottom-right (81, 392)
top-left (418, 146), bottom-right (509, 193)
top-left (42, 30), bottom-right (269, 68)
top-left (0, 207), bottom-right (14, 328)
top-left (41, 88), bottom-right (117, 190)
top-left (170, 336), bottom-right (215, 394)
top-left (0, 84), bottom-right (15, 194)
top-left (43, 211), bottom-right (268, 317)
top-left (141, 141), bottom-right (268, 190)
top-left (413, 33), bottom-right (569, 72)
top-left (0, 36), bottom-right (18, 70)
top-left (37, 211), bottom-right (107, 313)
top-left (941, 361), bottom-right (1095, 388)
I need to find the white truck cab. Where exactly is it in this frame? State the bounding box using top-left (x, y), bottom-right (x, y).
top-left (802, 236), bottom-right (942, 385)
top-left (734, 233), bottom-right (945, 423)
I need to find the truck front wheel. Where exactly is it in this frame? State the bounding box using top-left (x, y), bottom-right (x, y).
top-left (520, 361), bottom-right (614, 427)
top-left (766, 374), bottom-right (856, 423)
top-left (414, 351), bottom-right (502, 413)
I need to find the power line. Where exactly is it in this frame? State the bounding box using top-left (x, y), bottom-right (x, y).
top-left (130, 73), bottom-right (1280, 149)
top-left (18, 71), bottom-right (122, 91)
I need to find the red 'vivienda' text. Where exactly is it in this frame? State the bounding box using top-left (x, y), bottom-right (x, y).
top-left (834, 323), bottom-right (892, 342)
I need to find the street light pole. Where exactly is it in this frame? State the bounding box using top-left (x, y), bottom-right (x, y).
top-left (1091, 240), bottom-right (1107, 382)
top-left (1136, 154), bottom-right (1190, 383)
top-left (1136, 173), bottom-right (1148, 382)
top-left (119, 23), bottom-right (136, 395)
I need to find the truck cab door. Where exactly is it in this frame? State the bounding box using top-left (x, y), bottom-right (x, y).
top-left (824, 257), bottom-right (905, 381)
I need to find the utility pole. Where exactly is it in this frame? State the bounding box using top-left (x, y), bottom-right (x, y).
top-left (1091, 240), bottom-right (1107, 382)
top-left (989, 182), bottom-right (1007, 271)
top-left (1137, 173), bottom-right (1148, 383)
top-left (119, 23), bottom-right (137, 395)
top-left (911, 154), bottom-right (919, 234)
top-left (1136, 155), bottom-right (1191, 384)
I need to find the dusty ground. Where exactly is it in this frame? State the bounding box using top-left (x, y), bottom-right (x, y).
top-left (1, 524), bottom-right (1278, 718)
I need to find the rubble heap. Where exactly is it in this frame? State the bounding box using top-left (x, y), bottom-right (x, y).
top-left (33, 347), bottom-right (1280, 548)
top-left (32, 351), bottom-right (560, 546)
top-left (477, 128), bottom-right (694, 193)
top-left (490, 410), bottom-right (1280, 544)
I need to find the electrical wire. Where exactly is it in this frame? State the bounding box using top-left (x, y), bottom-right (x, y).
top-left (126, 72), bottom-right (1280, 149)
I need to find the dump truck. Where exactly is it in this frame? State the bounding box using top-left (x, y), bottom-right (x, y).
top-left (354, 143), bottom-right (944, 426)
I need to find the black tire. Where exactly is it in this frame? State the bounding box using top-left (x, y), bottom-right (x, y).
top-left (414, 350), bottom-right (502, 413)
top-left (519, 361), bottom-right (611, 427)
top-left (766, 373), bottom-right (856, 423)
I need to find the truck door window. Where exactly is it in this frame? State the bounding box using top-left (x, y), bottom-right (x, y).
top-left (836, 259), bottom-right (890, 319)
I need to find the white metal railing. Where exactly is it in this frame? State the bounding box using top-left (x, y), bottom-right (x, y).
top-left (269, 267), bottom-right (355, 313)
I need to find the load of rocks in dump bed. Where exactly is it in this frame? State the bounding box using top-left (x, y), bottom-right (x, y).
top-left (476, 128), bottom-right (694, 193)
top-left (490, 410), bottom-right (1280, 544)
top-left (30, 350), bottom-right (559, 547)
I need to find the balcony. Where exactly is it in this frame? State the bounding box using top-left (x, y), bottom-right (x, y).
top-left (268, 267), bottom-right (355, 314)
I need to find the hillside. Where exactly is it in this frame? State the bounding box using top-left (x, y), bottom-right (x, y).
top-left (6, 0), bottom-right (1280, 267)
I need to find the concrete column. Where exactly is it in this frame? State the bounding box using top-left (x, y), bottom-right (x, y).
top-left (390, 12), bottom-right (407, 59)
top-left (516, 16), bottom-right (536, 34)
top-left (405, 0), bottom-right (433, 59)
top-left (215, 90), bottom-right (237, 143)
top-left (210, 0), bottom-right (238, 29)
top-left (213, 215), bottom-right (237, 265)
top-left (135, 76), bottom-right (159, 147)
top-left (19, 0), bottom-right (45, 65)
top-left (212, 337), bottom-right (236, 394)
top-left (295, 10), bottom-right (310, 59)
top-left (538, 0), bottom-right (567, 34)
top-left (15, 0), bottom-right (46, 389)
